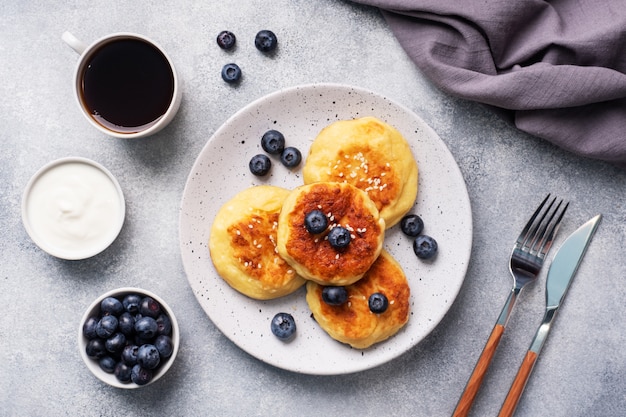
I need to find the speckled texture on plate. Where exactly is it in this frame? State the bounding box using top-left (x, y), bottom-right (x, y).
top-left (179, 83), bottom-right (472, 374)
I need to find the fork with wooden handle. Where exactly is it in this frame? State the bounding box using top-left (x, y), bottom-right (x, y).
top-left (451, 195), bottom-right (567, 417)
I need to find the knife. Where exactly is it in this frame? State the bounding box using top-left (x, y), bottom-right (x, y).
top-left (497, 214), bottom-right (602, 417)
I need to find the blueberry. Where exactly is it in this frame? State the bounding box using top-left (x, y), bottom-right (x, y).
top-left (400, 214), bottom-right (424, 237)
top-left (96, 315), bottom-right (118, 339)
top-left (280, 147), bottom-right (302, 168)
top-left (137, 344), bottom-right (161, 370)
top-left (156, 314), bottom-right (172, 336)
top-left (139, 297), bottom-right (161, 319)
top-left (321, 286), bottom-right (348, 306)
top-left (261, 130), bottom-right (285, 155)
top-left (114, 362), bottom-right (133, 383)
top-left (134, 316), bottom-right (158, 340)
top-left (131, 364), bottom-right (153, 386)
top-left (255, 30), bottom-right (278, 52)
top-left (368, 292), bottom-right (389, 314)
top-left (270, 312), bottom-right (296, 341)
top-left (100, 297), bottom-right (124, 316)
top-left (328, 226), bottom-right (351, 250)
top-left (122, 294), bottom-right (142, 313)
top-left (83, 316), bottom-right (99, 339)
top-left (85, 338), bottom-right (107, 359)
top-left (304, 210), bottom-right (328, 234)
top-left (99, 356), bottom-right (117, 373)
top-left (122, 345), bottom-right (139, 366)
top-left (105, 332), bottom-right (127, 355)
top-left (413, 235), bottom-right (438, 259)
top-left (118, 312), bottom-right (135, 336)
top-left (154, 335), bottom-right (174, 358)
top-left (216, 30), bottom-right (236, 50)
top-left (221, 63), bottom-right (242, 84)
top-left (249, 154), bottom-right (272, 176)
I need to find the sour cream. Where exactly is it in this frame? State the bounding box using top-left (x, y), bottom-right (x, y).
top-left (22, 157), bottom-right (125, 260)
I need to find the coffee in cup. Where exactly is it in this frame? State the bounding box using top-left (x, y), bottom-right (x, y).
top-left (63, 32), bottom-right (182, 139)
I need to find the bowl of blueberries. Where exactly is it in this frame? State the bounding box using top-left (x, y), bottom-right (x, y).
top-left (78, 287), bottom-right (179, 388)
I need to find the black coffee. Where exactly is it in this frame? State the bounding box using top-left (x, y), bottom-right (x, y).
top-left (81, 38), bottom-right (174, 133)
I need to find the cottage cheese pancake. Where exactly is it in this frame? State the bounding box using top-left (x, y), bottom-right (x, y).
top-left (276, 182), bottom-right (385, 286)
top-left (302, 117), bottom-right (418, 228)
top-left (306, 250), bottom-right (411, 349)
top-left (209, 186), bottom-right (306, 300)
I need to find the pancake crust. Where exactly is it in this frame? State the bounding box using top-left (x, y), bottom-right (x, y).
top-left (209, 185), bottom-right (306, 300)
top-left (276, 182), bottom-right (385, 286)
top-left (302, 117), bottom-right (418, 228)
top-left (306, 250), bottom-right (411, 349)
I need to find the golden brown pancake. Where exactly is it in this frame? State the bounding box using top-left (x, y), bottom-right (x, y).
top-left (209, 185), bottom-right (306, 300)
top-left (302, 117), bottom-right (418, 228)
top-left (276, 182), bottom-right (385, 286)
top-left (306, 250), bottom-right (411, 349)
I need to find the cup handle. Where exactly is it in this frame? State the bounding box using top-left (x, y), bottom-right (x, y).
top-left (62, 31), bottom-right (87, 55)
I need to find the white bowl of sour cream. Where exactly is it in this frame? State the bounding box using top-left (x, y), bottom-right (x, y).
top-left (22, 157), bottom-right (125, 260)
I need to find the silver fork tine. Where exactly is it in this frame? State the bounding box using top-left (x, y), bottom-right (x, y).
top-left (528, 198), bottom-right (559, 251)
top-left (517, 194), bottom-right (551, 248)
top-left (535, 201), bottom-right (568, 258)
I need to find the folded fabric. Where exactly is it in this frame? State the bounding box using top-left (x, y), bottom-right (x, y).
top-left (350, 0), bottom-right (626, 168)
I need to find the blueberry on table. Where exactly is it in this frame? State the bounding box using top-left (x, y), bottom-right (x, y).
top-left (122, 294), bottom-right (142, 313)
top-left (100, 297), bottom-right (124, 316)
top-left (261, 130), bottom-right (286, 155)
top-left (304, 210), bottom-right (328, 234)
top-left (413, 235), bottom-right (438, 259)
top-left (271, 312), bottom-right (296, 341)
top-left (216, 30), bottom-right (236, 50)
top-left (368, 292), bottom-right (389, 314)
top-left (400, 214), bottom-right (424, 237)
top-left (137, 344), bottom-right (161, 370)
top-left (280, 146), bottom-right (302, 168)
top-left (249, 154), bottom-right (272, 176)
top-left (322, 286), bottom-right (348, 306)
top-left (96, 315), bottom-right (118, 339)
top-left (139, 297), bottom-right (162, 318)
top-left (255, 30), bottom-right (278, 52)
top-left (134, 316), bottom-right (158, 340)
top-left (221, 63), bottom-right (242, 84)
top-left (328, 226), bottom-right (351, 250)
top-left (131, 364), bottom-right (153, 386)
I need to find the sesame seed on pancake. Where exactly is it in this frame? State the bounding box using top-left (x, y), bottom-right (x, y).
top-left (276, 182), bottom-right (385, 286)
top-left (302, 117), bottom-right (418, 228)
top-left (306, 250), bottom-right (411, 349)
top-left (209, 185), bottom-right (306, 300)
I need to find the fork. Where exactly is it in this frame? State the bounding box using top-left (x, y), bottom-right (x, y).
top-left (451, 194), bottom-right (568, 417)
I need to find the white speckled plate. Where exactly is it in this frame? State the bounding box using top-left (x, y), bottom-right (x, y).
top-left (179, 83), bottom-right (472, 375)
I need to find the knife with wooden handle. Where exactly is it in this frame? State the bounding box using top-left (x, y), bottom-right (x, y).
top-left (498, 214), bottom-right (602, 417)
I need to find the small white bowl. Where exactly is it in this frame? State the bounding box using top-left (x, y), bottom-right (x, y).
top-left (78, 288), bottom-right (180, 389)
top-left (21, 157), bottom-right (125, 260)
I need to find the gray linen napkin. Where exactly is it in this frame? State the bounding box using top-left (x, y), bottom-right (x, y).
top-left (350, 0), bottom-right (626, 168)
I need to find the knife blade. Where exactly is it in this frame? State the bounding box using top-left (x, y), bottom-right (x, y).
top-left (498, 214), bottom-right (602, 417)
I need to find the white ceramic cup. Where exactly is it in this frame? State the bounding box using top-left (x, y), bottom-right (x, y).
top-left (62, 31), bottom-right (182, 139)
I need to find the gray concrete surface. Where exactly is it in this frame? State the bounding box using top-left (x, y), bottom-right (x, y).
top-left (1, 1), bottom-right (624, 416)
